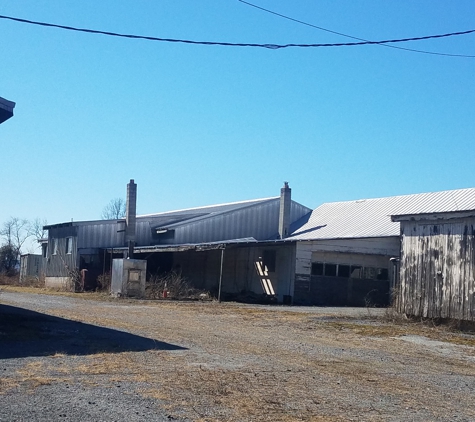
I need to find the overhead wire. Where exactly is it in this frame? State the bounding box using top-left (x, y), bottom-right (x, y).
top-left (237, 0), bottom-right (475, 57)
top-left (0, 13), bottom-right (474, 56)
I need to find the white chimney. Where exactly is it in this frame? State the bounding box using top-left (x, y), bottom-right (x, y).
top-left (278, 182), bottom-right (291, 239)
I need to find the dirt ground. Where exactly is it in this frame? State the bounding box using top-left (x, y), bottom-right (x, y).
top-left (1, 287), bottom-right (475, 421)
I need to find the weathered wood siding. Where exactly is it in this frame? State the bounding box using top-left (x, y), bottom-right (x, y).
top-left (397, 218), bottom-right (475, 321)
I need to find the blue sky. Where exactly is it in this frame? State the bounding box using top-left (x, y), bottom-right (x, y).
top-left (1, 0), bottom-right (474, 238)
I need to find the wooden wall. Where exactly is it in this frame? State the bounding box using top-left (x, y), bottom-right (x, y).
top-left (396, 218), bottom-right (475, 321)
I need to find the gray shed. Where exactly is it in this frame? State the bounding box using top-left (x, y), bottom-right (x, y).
top-left (392, 210), bottom-right (475, 321)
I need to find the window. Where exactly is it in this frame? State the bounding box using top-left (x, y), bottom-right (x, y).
top-left (338, 264), bottom-right (350, 278)
top-left (324, 263), bottom-right (337, 277)
top-left (350, 265), bottom-right (362, 278)
top-left (363, 267), bottom-right (377, 280)
top-left (51, 239), bottom-right (58, 255)
top-left (376, 268), bottom-right (389, 281)
top-left (65, 237), bottom-right (73, 254)
top-left (262, 250), bottom-right (276, 273)
top-left (311, 262), bottom-right (324, 276)
top-left (42, 243), bottom-right (48, 258)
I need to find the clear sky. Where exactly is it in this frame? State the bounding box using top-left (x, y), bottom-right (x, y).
top-left (1, 0), bottom-right (474, 243)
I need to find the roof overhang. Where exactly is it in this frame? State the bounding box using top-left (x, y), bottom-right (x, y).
top-left (106, 238), bottom-right (296, 254)
top-left (0, 97), bottom-right (15, 124)
top-left (391, 209), bottom-right (475, 223)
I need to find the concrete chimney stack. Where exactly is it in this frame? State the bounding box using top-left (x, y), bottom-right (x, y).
top-left (278, 182), bottom-right (291, 239)
top-left (125, 179), bottom-right (137, 257)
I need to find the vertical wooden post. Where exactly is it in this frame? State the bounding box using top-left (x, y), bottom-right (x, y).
top-left (218, 248), bottom-right (225, 303)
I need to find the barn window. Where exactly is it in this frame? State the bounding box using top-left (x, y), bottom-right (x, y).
top-left (42, 243), bottom-right (48, 258)
top-left (350, 265), bottom-right (362, 278)
top-left (51, 239), bottom-right (58, 255)
top-left (338, 265), bottom-right (351, 278)
top-left (311, 262), bottom-right (324, 275)
top-left (262, 250), bottom-right (276, 273)
top-left (65, 237), bottom-right (73, 254)
top-left (324, 263), bottom-right (337, 277)
top-left (363, 267), bottom-right (377, 279)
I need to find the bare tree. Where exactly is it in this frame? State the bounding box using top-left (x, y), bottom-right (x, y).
top-left (29, 218), bottom-right (48, 242)
top-left (0, 217), bottom-right (31, 252)
top-left (101, 198), bottom-right (126, 220)
top-left (0, 217), bottom-right (31, 273)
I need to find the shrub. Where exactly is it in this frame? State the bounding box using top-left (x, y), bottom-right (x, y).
top-left (146, 272), bottom-right (210, 300)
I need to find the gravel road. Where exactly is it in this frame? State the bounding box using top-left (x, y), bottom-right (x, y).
top-left (1, 289), bottom-right (475, 421)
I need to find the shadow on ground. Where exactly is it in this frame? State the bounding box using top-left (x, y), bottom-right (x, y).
top-left (0, 304), bottom-right (186, 359)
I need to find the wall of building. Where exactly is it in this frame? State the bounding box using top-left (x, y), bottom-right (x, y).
top-left (171, 244), bottom-right (296, 302)
top-left (397, 218), bottom-right (475, 321)
top-left (19, 254), bottom-right (44, 282)
top-left (170, 200), bottom-right (310, 245)
top-left (294, 238), bottom-right (399, 306)
top-left (45, 226), bottom-right (79, 278)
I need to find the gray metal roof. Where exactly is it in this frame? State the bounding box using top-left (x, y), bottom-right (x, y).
top-left (288, 187), bottom-right (475, 241)
top-left (139, 197), bottom-right (278, 221)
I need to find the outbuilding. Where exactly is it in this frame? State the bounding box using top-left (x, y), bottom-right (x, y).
top-left (392, 209), bottom-right (475, 321)
top-left (287, 187), bottom-right (475, 307)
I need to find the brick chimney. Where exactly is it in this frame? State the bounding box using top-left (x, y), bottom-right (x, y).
top-left (125, 179), bottom-right (137, 257)
top-left (278, 182), bottom-right (291, 239)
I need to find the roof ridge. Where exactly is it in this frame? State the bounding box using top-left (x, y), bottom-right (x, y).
top-left (138, 196), bottom-right (278, 218)
top-left (320, 187), bottom-right (475, 207)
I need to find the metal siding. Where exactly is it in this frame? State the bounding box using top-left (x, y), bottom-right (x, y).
top-left (172, 199), bottom-right (281, 244)
top-left (289, 187), bottom-right (475, 241)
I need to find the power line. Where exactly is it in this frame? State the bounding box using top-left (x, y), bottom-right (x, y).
top-left (237, 0), bottom-right (475, 57)
top-left (0, 13), bottom-right (474, 55)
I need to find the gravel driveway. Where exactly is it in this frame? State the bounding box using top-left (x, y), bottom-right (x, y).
top-left (1, 289), bottom-right (475, 421)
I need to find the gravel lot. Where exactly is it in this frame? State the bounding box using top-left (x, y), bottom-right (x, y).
top-left (1, 288), bottom-right (475, 421)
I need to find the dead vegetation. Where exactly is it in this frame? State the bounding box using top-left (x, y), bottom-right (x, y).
top-left (2, 289), bottom-right (475, 421)
top-left (145, 271), bottom-right (211, 301)
top-left (0, 273), bottom-right (44, 288)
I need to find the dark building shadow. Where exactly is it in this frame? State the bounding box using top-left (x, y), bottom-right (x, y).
top-left (0, 304), bottom-right (186, 359)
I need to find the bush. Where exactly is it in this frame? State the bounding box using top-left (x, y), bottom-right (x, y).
top-left (96, 272), bottom-right (111, 292)
top-left (146, 272), bottom-right (210, 300)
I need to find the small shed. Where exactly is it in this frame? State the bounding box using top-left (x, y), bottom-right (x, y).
top-left (392, 210), bottom-right (475, 321)
top-left (19, 254), bottom-right (44, 283)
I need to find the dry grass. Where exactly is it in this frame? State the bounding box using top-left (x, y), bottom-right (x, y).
top-left (2, 289), bottom-right (475, 421)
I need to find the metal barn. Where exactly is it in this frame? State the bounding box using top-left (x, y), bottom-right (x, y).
top-left (42, 181), bottom-right (311, 298)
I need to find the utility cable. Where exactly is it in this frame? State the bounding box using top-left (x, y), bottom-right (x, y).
top-left (0, 13), bottom-right (474, 55)
top-left (237, 0), bottom-right (475, 57)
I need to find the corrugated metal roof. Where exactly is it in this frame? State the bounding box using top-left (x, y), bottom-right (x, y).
top-left (139, 197), bottom-right (278, 219)
top-left (288, 187), bottom-right (475, 241)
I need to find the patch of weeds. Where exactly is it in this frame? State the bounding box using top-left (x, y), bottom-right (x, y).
top-left (146, 272), bottom-right (210, 301)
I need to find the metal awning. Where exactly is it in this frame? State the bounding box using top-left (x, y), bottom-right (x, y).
top-left (0, 97), bottom-right (15, 124)
top-left (105, 237), bottom-right (295, 254)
